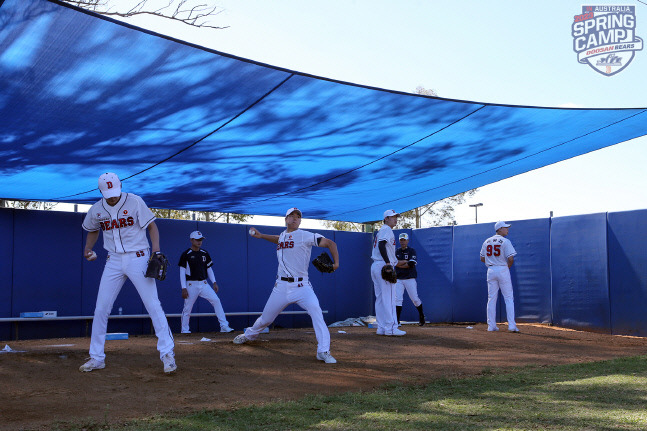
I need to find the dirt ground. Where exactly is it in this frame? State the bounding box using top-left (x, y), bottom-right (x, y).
top-left (1, 323), bottom-right (646, 430)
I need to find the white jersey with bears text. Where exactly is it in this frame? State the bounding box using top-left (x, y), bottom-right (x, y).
top-left (82, 193), bottom-right (156, 253)
top-left (276, 229), bottom-right (323, 279)
top-left (371, 224), bottom-right (397, 265)
top-left (480, 234), bottom-right (517, 266)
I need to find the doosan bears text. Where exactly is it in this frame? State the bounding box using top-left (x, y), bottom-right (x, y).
top-left (277, 241), bottom-right (294, 250)
top-left (100, 217), bottom-right (135, 231)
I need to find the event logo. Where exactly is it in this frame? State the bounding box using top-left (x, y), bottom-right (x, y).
top-left (572, 5), bottom-right (643, 76)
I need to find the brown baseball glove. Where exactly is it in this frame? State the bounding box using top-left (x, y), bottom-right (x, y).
top-left (381, 264), bottom-right (397, 283)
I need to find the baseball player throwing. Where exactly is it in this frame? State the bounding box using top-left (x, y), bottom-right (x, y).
top-left (80, 173), bottom-right (176, 373)
top-left (233, 207), bottom-right (340, 364)
top-left (480, 221), bottom-right (519, 333)
top-left (395, 233), bottom-right (425, 326)
top-left (371, 209), bottom-right (406, 336)
top-left (178, 231), bottom-right (233, 334)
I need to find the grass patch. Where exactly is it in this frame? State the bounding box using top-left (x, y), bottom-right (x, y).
top-left (61, 356), bottom-right (647, 430)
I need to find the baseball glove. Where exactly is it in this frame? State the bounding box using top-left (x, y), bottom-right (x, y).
top-left (145, 252), bottom-right (169, 281)
top-left (381, 264), bottom-right (397, 283)
top-left (312, 252), bottom-right (335, 273)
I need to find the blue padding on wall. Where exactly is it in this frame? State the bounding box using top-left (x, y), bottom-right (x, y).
top-left (155, 218), bottom-right (199, 332)
top-left (452, 224), bottom-right (494, 322)
top-left (508, 219), bottom-right (551, 324)
top-left (13, 210), bottom-right (85, 338)
top-left (328, 230), bottom-right (374, 322)
top-left (0, 209), bottom-right (14, 339)
top-left (607, 209), bottom-right (647, 336)
top-left (408, 226), bottom-right (454, 323)
top-left (0, 209), bottom-right (13, 318)
top-left (194, 221), bottom-right (246, 332)
top-left (551, 213), bottom-right (610, 333)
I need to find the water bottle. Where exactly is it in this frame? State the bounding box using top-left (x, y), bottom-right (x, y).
top-left (118, 307), bottom-right (123, 315)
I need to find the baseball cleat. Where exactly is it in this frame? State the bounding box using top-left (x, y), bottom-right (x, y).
top-left (508, 328), bottom-right (520, 333)
top-left (233, 334), bottom-right (249, 344)
top-left (316, 351), bottom-right (337, 364)
top-left (220, 325), bottom-right (234, 333)
top-left (388, 328), bottom-right (407, 336)
top-left (376, 328), bottom-right (385, 335)
top-left (488, 327), bottom-right (500, 332)
top-left (79, 358), bottom-right (105, 372)
top-left (419, 315), bottom-right (426, 326)
top-left (162, 353), bottom-right (177, 373)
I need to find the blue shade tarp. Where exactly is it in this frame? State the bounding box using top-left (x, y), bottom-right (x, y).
top-left (1, 0), bottom-right (646, 222)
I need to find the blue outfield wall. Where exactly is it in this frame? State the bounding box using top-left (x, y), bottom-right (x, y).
top-left (0, 209), bottom-right (13, 340)
top-left (551, 213), bottom-right (610, 333)
top-left (508, 219), bottom-right (552, 324)
top-left (607, 210), bottom-right (647, 337)
top-left (452, 223), bottom-right (493, 323)
top-left (1, 207), bottom-right (647, 340)
top-left (402, 227), bottom-right (453, 323)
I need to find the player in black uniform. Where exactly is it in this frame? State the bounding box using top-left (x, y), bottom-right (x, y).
top-left (178, 231), bottom-right (233, 333)
top-left (395, 233), bottom-right (425, 326)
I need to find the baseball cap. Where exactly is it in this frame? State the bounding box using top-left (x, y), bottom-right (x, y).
top-left (285, 207), bottom-right (302, 217)
top-left (98, 172), bottom-right (122, 199)
top-left (189, 231), bottom-right (205, 240)
top-left (494, 221), bottom-right (511, 231)
top-left (399, 233), bottom-right (409, 240)
top-left (383, 209), bottom-right (399, 218)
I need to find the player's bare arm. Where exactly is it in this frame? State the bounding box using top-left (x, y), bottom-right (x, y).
top-left (181, 288), bottom-right (189, 299)
top-left (507, 255), bottom-right (514, 268)
top-left (318, 238), bottom-right (340, 271)
top-left (249, 227), bottom-right (280, 244)
top-left (212, 281), bottom-right (219, 293)
top-left (148, 221), bottom-right (160, 253)
top-left (84, 230), bottom-right (100, 259)
top-left (480, 256), bottom-right (486, 263)
top-left (396, 260), bottom-right (409, 268)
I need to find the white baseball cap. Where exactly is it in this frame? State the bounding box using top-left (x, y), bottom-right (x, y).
top-left (285, 207), bottom-right (302, 217)
top-left (189, 231), bottom-right (205, 240)
top-left (399, 233), bottom-right (409, 240)
top-left (383, 209), bottom-right (399, 218)
top-left (494, 221), bottom-right (511, 231)
top-left (98, 172), bottom-right (122, 199)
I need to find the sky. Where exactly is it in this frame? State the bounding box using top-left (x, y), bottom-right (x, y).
top-left (114, 0), bottom-right (647, 228)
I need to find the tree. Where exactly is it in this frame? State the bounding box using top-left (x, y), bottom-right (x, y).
top-left (62, 0), bottom-right (228, 29)
top-left (150, 208), bottom-right (251, 223)
top-left (0, 199), bottom-right (57, 211)
top-left (415, 85), bottom-right (438, 97)
top-left (321, 220), bottom-right (365, 232)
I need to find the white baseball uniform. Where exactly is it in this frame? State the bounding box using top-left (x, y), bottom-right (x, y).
top-left (243, 229), bottom-right (330, 353)
top-left (371, 225), bottom-right (399, 334)
top-left (82, 193), bottom-right (174, 361)
top-left (480, 234), bottom-right (518, 331)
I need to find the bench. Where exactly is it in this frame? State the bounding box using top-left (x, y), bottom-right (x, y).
top-left (0, 311), bottom-right (327, 340)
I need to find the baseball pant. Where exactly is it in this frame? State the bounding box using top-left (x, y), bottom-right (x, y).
top-left (371, 261), bottom-right (398, 334)
top-left (486, 265), bottom-right (518, 331)
top-left (181, 280), bottom-right (229, 333)
top-left (395, 278), bottom-right (422, 307)
top-left (243, 279), bottom-right (330, 353)
top-left (89, 249), bottom-right (174, 362)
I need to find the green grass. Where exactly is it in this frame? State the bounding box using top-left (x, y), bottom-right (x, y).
top-left (57, 356), bottom-right (647, 431)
